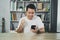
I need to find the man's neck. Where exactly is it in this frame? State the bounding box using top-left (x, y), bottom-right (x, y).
top-left (26, 16), bottom-right (33, 20)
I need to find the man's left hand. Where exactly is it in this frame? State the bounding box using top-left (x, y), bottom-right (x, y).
top-left (31, 27), bottom-right (38, 33)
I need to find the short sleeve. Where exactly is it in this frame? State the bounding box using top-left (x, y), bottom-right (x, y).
top-left (17, 17), bottom-right (26, 29)
top-left (36, 17), bottom-right (44, 29)
top-left (16, 18), bottom-right (22, 30)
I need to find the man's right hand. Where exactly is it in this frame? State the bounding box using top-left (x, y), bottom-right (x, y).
top-left (16, 19), bottom-right (25, 33)
top-left (31, 27), bottom-right (38, 33)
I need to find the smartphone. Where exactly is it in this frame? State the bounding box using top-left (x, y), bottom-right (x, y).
top-left (31, 25), bottom-right (36, 30)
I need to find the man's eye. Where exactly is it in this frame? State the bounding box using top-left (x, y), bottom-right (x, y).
top-left (32, 13), bottom-right (34, 14)
top-left (28, 12), bottom-right (34, 14)
top-left (29, 12), bottom-right (31, 14)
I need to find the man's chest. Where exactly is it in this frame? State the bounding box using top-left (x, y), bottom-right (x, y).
top-left (24, 20), bottom-right (37, 33)
top-left (26, 20), bottom-right (37, 26)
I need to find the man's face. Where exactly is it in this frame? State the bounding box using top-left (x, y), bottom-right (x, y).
top-left (26, 8), bottom-right (35, 19)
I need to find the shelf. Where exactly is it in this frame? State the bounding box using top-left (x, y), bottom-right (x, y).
top-left (10, 11), bottom-right (49, 13)
top-left (17, 1), bottom-right (50, 3)
top-left (43, 21), bottom-right (50, 23)
top-left (36, 11), bottom-right (49, 13)
top-left (10, 20), bottom-right (50, 23)
top-left (10, 11), bottom-right (25, 13)
top-left (10, 20), bottom-right (19, 23)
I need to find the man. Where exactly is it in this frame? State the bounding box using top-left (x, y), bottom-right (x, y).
top-left (16, 4), bottom-right (45, 33)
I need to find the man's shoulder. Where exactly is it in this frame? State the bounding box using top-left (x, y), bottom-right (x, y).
top-left (34, 16), bottom-right (40, 19)
top-left (21, 16), bottom-right (26, 19)
top-left (19, 16), bottom-right (26, 20)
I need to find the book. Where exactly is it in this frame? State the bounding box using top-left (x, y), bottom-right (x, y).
top-left (37, 3), bottom-right (43, 10)
top-left (10, 1), bottom-right (13, 11)
top-left (10, 0), bottom-right (16, 11)
top-left (12, 13), bottom-right (17, 20)
top-left (14, 1), bottom-right (16, 11)
top-left (16, 13), bottom-right (22, 20)
top-left (41, 14), bottom-right (45, 21)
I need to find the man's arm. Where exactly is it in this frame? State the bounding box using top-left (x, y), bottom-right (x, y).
top-left (37, 17), bottom-right (45, 33)
top-left (16, 24), bottom-right (23, 33)
top-left (39, 27), bottom-right (45, 33)
top-left (16, 19), bottom-right (25, 33)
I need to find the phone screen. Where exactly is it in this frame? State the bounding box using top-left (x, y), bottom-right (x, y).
top-left (31, 25), bottom-right (36, 30)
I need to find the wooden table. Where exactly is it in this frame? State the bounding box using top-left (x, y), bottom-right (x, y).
top-left (0, 32), bottom-right (60, 40)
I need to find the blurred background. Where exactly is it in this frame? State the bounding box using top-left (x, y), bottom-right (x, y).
top-left (0, 0), bottom-right (60, 33)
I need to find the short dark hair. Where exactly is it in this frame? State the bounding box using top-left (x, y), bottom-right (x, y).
top-left (26, 4), bottom-right (36, 11)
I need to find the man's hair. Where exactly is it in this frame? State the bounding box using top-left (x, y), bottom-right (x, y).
top-left (26, 4), bottom-right (36, 11)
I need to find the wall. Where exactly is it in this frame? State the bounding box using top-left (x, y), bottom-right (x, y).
top-left (0, 0), bottom-right (10, 32)
top-left (57, 0), bottom-right (60, 32)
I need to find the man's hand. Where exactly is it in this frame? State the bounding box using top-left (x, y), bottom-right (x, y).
top-left (31, 27), bottom-right (45, 33)
top-left (31, 27), bottom-right (38, 33)
top-left (16, 19), bottom-right (25, 33)
top-left (39, 27), bottom-right (45, 33)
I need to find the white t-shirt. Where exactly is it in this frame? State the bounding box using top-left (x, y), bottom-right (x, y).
top-left (17, 16), bottom-right (44, 33)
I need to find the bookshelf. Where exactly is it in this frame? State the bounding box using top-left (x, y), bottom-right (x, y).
top-left (10, 11), bottom-right (49, 13)
top-left (10, 0), bottom-right (51, 32)
top-left (17, 1), bottom-right (50, 3)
